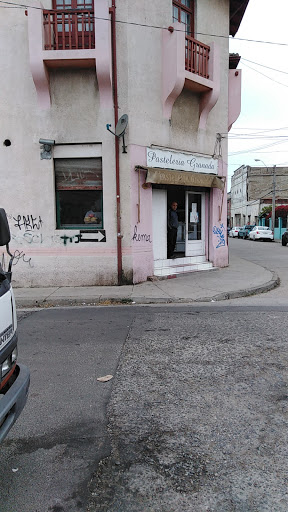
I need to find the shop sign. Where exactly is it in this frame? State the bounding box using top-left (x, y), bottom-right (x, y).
top-left (146, 148), bottom-right (218, 174)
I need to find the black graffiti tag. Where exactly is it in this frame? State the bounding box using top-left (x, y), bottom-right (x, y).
top-left (132, 225), bottom-right (152, 243)
top-left (13, 215), bottom-right (43, 232)
top-left (12, 250), bottom-right (33, 267)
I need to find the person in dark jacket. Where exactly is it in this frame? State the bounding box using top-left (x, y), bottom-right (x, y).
top-left (167, 201), bottom-right (179, 258)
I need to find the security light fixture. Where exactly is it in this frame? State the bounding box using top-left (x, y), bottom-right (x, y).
top-left (39, 138), bottom-right (55, 160)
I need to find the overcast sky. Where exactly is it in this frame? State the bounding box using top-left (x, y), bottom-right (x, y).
top-left (227, 0), bottom-right (288, 190)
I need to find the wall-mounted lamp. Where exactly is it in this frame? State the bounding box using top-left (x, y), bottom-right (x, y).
top-left (39, 138), bottom-right (55, 160)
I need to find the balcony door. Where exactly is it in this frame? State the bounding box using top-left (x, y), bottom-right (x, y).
top-left (53, 0), bottom-right (94, 50)
top-left (172, 0), bottom-right (194, 37)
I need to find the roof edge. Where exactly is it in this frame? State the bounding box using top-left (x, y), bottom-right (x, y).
top-left (230, 0), bottom-right (250, 37)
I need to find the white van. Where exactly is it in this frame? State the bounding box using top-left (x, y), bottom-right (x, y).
top-left (0, 208), bottom-right (30, 441)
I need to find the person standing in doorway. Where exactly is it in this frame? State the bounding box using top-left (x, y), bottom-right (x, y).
top-left (167, 201), bottom-right (179, 258)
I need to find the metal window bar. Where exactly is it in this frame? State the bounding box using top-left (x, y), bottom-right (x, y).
top-left (185, 36), bottom-right (210, 78)
top-left (43, 9), bottom-right (95, 50)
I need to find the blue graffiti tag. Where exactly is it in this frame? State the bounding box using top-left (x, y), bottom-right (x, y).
top-left (213, 223), bottom-right (226, 248)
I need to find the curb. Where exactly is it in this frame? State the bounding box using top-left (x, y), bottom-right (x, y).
top-left (15, 272), bottom-right (280, 308)
top-left (194, 271), bottom-right (280, 302)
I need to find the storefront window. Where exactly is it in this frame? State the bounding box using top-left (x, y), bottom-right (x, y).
top-left (55, 157), bottom-right (103, 229)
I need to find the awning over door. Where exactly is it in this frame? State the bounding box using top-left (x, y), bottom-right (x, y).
top-left (138, 167), bottom-right (224, 191)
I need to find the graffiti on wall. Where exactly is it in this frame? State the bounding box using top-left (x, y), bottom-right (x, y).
top-left (12, 232), bottom-right (43, 245)
top-left (13, 214), bottom-right (43, 232)
top-left (1, 214), bottom-right (42, 268)
top-left (12, 250), bottom-right (33, 267)
top-left (0, 249), bottom-right (33, 269)
top-left (60, 230), bottom-right (106, 245)
top-left (132, 225), bottom-right (152, 243)
top-left (7, 212), bottom-right (44, 247)
top-left (213, 223), bottom-right (226, 249)
top-left (2, 213), bottom-right (107, 269)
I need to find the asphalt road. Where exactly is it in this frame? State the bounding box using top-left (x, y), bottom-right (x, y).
top-left (1, 240), bottom-right (288, 511)
top-left (0, 307), bottom-right (133, 512)
top-left (88, 305), bottom-right (288, 512)
top-left (226, 237), bottom-right (288, 305)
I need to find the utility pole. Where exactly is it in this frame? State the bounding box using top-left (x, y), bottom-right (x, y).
top-left (272, 165), bottom-right (276, 232)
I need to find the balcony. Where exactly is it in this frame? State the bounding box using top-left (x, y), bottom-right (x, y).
top-left (27, 0), bottom-right (112, 109)
top-left (185, 36), bottom-right (210, 79)
top-left (162, 23), bottom-right (220, 129)
top-left (43, 9), bottom-right (95, 51)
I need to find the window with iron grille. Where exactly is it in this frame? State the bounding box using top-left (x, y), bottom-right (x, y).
top-left (55, 158), bottom-right (103, 229)
top-left (172, 0), bottom-right (194, 36)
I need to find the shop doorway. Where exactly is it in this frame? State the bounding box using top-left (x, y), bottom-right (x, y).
top-left (167, 189), bottom-right (185, 257)
top-left (153, 187), bottom-right (206, 262)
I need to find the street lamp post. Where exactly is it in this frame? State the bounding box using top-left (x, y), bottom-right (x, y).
top-left (255, 159), bottom-right (276, 232)
top-left (272, 165), bottom-right (276, 233)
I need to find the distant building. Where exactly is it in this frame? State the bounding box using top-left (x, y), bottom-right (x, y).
top-left (230, 165), bottom-right (288, 236)
top-left (227, 191), bottom-right (231, 228)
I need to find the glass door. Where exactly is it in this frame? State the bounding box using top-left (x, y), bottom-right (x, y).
top-left (185, 191), bottom-right (205, 256)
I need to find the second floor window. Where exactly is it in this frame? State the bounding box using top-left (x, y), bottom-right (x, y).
top-left (53, 0), bottom-right (93, 10)
top-left (173, 0), bottom-right (194, 37)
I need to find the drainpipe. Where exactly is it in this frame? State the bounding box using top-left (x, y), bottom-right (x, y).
top-left (110, 0), bottom-right (122, 285)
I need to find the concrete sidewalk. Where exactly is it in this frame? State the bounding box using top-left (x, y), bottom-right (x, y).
top-left (14, 253), bottom-right (279, 308)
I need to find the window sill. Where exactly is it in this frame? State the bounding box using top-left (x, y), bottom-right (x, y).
top-left (56, 225), bottom-right (103, 230)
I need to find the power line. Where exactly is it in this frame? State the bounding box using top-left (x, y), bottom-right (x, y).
top-left (230, 189), bottom-right (274, 206)
top-left (241, 61), bottom-right (288, 89)
top-left (229, 139), bottom-right (288, 156)
top-left (223, 127), bottom-right (288, 139)
top-left (228, 130), bottom-right (288, 139)
top-left (1, 0), bottom-right (288, 47)
top-left (228, 135), bottom-right (288, 139)
top-left (241, 58), bottom-right (288, 76)
top-left (228, 126), bottom-right (288, 132)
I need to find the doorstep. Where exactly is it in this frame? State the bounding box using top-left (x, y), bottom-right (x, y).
top-left (154, 256), bottom-right (214, 278)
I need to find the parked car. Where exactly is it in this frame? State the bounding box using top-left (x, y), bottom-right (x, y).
top-left (229, 226), bottom-right (242, 238)
top-left (282, 229), bottom-right (288, 246)
top-left (249, 226), bottom-right (274, 241)
top-left (238, 225), bottom-right (255, 239)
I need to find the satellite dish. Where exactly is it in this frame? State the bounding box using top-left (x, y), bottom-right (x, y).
top-left (115, 114), bottom-right (128, 137)
top-left (106, 114), bottom-right (128, 153)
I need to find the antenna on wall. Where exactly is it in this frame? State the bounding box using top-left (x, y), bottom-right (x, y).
top-left (106, 114), bottom-right (128, 153)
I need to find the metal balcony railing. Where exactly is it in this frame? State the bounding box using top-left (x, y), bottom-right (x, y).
top-left (43, 9), bottom-right (95, 50)
top-left (185, 36), bottom-right (210, 78)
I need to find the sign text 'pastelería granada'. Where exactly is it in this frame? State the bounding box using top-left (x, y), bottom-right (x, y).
top-left (146, 148), bottom-right (218, 174)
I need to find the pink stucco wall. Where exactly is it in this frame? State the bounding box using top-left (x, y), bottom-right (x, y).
top-left (209, 159), bottom-right (228, 267)
top-left (162, 24), bottom-right (220, 130)
top-left (129, 145), bottom-right (154, 283)
top-left (228, 69), bottom-right (242, 131)
top-left (129, 145), bottom-right (228, 282)
top-left (27, 0), bottom-right (112, 109)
